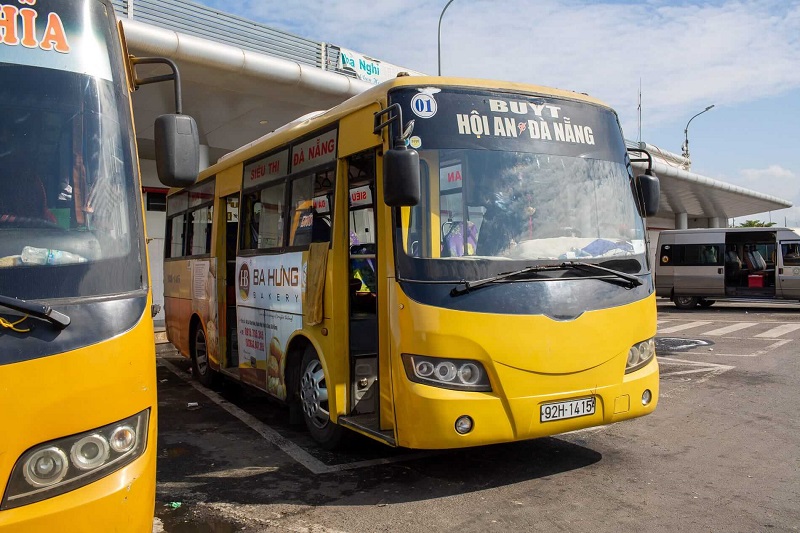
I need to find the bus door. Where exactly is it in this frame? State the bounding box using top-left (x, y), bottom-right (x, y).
top-left (341, 151), bottom-right (385, 436)
top-left (777, 240), bottom-right (800, 299)
top-left (222, 193), bottom-right (240, 373)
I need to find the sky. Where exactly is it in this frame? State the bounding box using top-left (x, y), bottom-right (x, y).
top-left (193, 0), bottom-right (800, 226)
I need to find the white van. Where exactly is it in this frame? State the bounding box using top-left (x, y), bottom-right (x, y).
top-left (655, 227), bottom-right (800, 309)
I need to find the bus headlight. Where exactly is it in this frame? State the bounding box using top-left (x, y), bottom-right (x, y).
top-left (1, 409), bottom-right (149, 510)
top-left (625, 337), bottom-right (656, 374)
top-left (23, 447), bottom-right (68, 488)
top-left (402, 354), bottom-right (492, 392)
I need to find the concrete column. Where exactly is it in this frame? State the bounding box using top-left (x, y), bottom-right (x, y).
top-left (675, 212), bottom-right (688, 229)
top-left (199, 144), bottom-right (210, 172)
top-left (708, 217), bottom-right (721, 228)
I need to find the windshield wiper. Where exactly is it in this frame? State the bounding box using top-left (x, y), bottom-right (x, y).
top-left (0, 294), bottom-right (71, 330)
top-left (562, 261), bottom-right (643, 288)
top-left (450, 261), bottom-right (642, 296)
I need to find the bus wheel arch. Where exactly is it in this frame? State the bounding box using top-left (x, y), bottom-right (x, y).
top-left (297, 344), bottom-right (346, 449)
top-left (284, 336), bottom-right (310, 405)
top-left (189, 315), bottom-right (216, 386)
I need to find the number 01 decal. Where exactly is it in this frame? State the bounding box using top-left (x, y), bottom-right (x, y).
top-left (410, 93), bottom-right (437, 119)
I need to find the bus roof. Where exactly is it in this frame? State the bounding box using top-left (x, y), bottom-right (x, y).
top-left (191, 75), bottom-right (614, 184)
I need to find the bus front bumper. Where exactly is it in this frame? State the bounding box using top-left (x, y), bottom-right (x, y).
top-left (394, 357), bottom-right (659, 449)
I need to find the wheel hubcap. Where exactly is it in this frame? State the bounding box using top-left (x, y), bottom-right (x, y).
top-left (300, 359), bottom-right (330, 430)
top-left (195, 329), bottom-right (208, 375)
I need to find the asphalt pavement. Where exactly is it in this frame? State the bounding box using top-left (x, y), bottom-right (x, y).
top-left (152, 300), bottom-right (800, 532)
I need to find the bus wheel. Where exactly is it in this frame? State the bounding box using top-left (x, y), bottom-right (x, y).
top-left (673, 296), bottom-right (698, 310)
top-left (698, 298), bottom-right (716, 308)
top-left (299, 346), bottom-right (345, 449)
top-left (191, 325), bottom-right (215, 387)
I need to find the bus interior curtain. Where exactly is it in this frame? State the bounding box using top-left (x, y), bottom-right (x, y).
top-left (304, 241), bottom-right (328, 326)
top-left (72, 116), bottom-right (87, 225)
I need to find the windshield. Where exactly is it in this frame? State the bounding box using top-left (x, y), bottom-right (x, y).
top-left (0, 0), bottom-right (145, 300)
top-left (391, 87), bottom-right (646, 282)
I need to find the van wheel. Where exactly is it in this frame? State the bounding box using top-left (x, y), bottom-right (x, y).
top-left (299, 346), bottom-right (345, 450)
top-left (698, 298), bottom-right (715, 308)
top-left (191, 324), bottom-right (215, 387)
top-left (673, 296), bottom-right (698, 310)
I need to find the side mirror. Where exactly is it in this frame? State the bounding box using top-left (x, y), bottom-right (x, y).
top-left (383, 145), bottom-right (420, 207)
top-left (154, 114), bottom-right (199, 188)
top-left (636, 173), bottom-right (660, 217)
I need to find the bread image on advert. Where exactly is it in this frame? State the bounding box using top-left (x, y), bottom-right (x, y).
top-left (267, 336), bottom-right (287, 400)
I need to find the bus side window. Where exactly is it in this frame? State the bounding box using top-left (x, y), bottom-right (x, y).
top-left (289, 167), bottom-right (335, 247)
top-left (240, 184), bottom-right (285, 250)
top-left (406, 159), bottom-right (429, 258)
top-left (701, 245), bottom-right (719, 265)
top-left (167, 213), bottom-right (186, 258)
top-left (783, 243), bottom-right (800, 266)
top-left (289, 174), bottom-right (313, 247)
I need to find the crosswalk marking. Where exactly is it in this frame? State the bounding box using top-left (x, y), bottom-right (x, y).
top-left (658, 321), bottom-right (713, 334)
top-left (702, 322), bottom-right (758, 336)
top-left (754, 323), bottom-right (800, 338)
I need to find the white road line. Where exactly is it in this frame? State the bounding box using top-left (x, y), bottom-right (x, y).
top-left (707, 339), bottom-right (792, 357)
top-left (702, 322), bottom-right (758, 336)
top-left (754, 323), bottom-right (800, 338)
top-left (158, 357), bottom-right (434, 474)
top-left (658, 321), bottom-right (713, 334)
top-left (658, 356), bottom-right (734, 382)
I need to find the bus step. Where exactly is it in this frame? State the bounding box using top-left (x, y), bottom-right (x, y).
top-left (338, 414), bottom-right (396, 447)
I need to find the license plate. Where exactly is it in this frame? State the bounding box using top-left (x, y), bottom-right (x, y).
top-left (540, 397), bottom-right (596, 422)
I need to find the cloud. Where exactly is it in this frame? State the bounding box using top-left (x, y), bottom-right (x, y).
top-left (206, 0), bottom-right (800, 134)
top-left (737, 164), bottom-right (800, 203)
top-left (725, 165), bottom-right (800, 226)
top-left (740, 165), bottom-right (797, 182)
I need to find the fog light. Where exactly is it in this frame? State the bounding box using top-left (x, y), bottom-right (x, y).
top-left (642, 389), bottom-right (652, 406)
top-left (455, 415), bottom-right (473, 435)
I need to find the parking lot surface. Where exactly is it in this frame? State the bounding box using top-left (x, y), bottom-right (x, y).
top-left (153, 301), bottom-right (800, 532)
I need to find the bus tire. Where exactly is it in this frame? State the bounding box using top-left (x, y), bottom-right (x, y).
top-left (673, 296), bottom-right (698, 310)
top-left (191, 323), bottom-right (216, 387)
top-left (698, 298), bottom-right (715, 308)
top-left (299, 346), bottom-right (345, 450)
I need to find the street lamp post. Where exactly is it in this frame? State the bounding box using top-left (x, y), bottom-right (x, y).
top-left (437, 0), bottom-right (457, 76)
top-left (681, 104), bottom-right (715, 168)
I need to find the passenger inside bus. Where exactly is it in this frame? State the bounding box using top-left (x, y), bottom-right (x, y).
top-left (702, 245), bottom-right (718, 264)
top-left (349, 231), bottom-right (377, 313)
top-left (441, 220), bottom-right (477, 257)
top-left (472, 176), bottom-right (530, 257)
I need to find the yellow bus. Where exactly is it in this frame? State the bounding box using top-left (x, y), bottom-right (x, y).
top-left (0, 0), bottom-right (197, 530)
top-left (164, 76), bottom-right (661, 450)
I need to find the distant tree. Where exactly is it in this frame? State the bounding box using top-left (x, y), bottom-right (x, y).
top-left (737, 220), bottom-right (777, 227)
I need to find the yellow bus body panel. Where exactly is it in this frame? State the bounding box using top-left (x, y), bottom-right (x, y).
top-left (0, 312), bottom-right (157, 532)
top-left (391, 291), bottom-right (658, 449)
